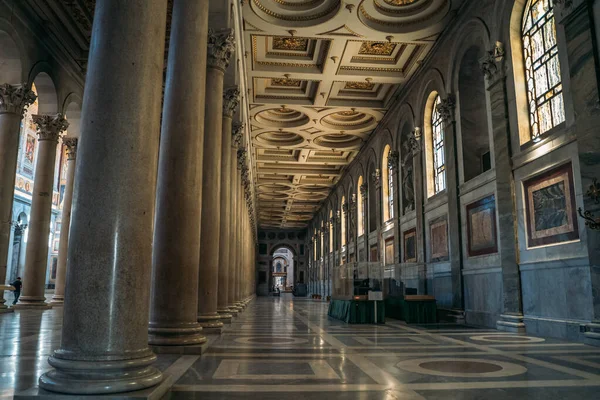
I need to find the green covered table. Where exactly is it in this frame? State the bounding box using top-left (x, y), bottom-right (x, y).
top-left (328, 299), bottom-right (385, 324)
top-left (385, 295), bottom-right (437, 324)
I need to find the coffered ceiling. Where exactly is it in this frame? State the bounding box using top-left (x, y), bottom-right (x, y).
top-left (241, 0), bottom-right (463, 228)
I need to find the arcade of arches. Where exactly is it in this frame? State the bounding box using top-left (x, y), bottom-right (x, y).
top-left (1, 0), bottom-right (600, 399)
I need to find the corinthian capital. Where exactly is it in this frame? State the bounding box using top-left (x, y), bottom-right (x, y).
top-left (33, 114), bottom-right (69, 142)
top-left (223, 87), bottom-right (241, 117)
top-left (0, 83), bottom-right (37, 117)
top-left (63, 137), bottom-right (78, 160)
top-left (479, 42), bottom-right (506, 82)
top-left (436, 95), bottom-right (455, 124)
top-left (207, 29), bottom-right (235, 71)
top-left (232, 123), bottom-right (245, 148)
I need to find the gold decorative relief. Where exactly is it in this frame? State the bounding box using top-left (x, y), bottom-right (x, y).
top-left (359, 41), bottom-right (397, 56)
top-left (384, 0), bottom-right (419, 5)
top-left (271, 78), bottom-right (302, 87)
top-left (273, 37), bottom-right (309, 51)
top-left (344, 81), bottom-right (375, 90)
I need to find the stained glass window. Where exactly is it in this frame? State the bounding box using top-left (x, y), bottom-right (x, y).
top-left (522, 0), bottom-right (565, 140)
top-left (388, 163), bottom-right (394, 219)
top-left (432, 96), bottom-right (446, 193)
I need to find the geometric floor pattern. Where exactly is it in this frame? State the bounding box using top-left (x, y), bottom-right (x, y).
top-left (2, 294), bottom-right (600, 399)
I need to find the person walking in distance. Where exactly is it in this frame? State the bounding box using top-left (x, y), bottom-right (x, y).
top-left (11, 277), bottom-right (22, 305)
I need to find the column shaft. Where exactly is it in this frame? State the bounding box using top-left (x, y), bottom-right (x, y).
top-left (148, 0), bottom-right (208, 347)
top-left (39, 0), bottom-right (167, 393)
top-left (229, 125), bottom-right (243, 311)
top-left (16, 114), bottom-right (68, 309)
top-left (0, 84), bottom-right (36, 312)
top-left (217, 89), bottom-right (240, 320)
top-left (198, 29), bottom-right (234, 332)
top-left (50, 138), bottom-right (77, 305)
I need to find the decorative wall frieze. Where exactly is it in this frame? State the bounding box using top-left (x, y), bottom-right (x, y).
top-left (0, 83), bottom-right (37, 117)
top-left (479, 42), bottom-right (506, 82)
top-left (207, 28), bottom-right (235, 71)
top-left (33, 114), bottom-right (69, 142)
top-left (436, 94), bottom-right (456, 124)
top-left (223, 87), bottom-right (241, 117)
top-left (63, 137), bottom-right (78, 160)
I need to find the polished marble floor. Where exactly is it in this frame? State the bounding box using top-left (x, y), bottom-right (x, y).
top-left (1, 295), bottom-right (600, 399)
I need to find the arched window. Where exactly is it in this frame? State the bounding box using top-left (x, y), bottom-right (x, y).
top-left (341, 196), bottom-right (346, 247)
top-left (382, 146), bottom-right (394, 221)
top-left (357, 176), bottom-right (364, 235)
top-left (431, 95), bottom-right (446, 194)
top-left (329, 210), bottom-right (333, 252)
top-left (522, 0), bottom-right (564, 139)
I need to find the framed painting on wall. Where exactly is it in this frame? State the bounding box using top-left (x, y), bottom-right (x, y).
top-left (384, 238), bottom-right (394, 265)
top-left (403, 228), bottom-right (417, 263)
top-left (466, 195), bottom-right (498, 257)
top-left (430, 217), bottom-right (449, 262)
top-left (369, 244), bottom-right (378, 262)
top-left (524, 162), bottom-right (579, 248)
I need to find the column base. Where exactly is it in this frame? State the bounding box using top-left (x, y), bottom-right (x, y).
top-left (38, 352), bottom-right (162, 395)
top-left (49, 295), bottom-right (64, 306)
top-left (198, 313), bottom-right (224, 334)
top-left (583, 322), bottom-right (600, 346)
top-left (151, 341), bottom-right (209, 355)
top-left (148, 322), bottom-right (207, 346)
top-left (0, 299), bottom-right (14, 314)
top-left (227, 306), bottom-right (240, 315)
top-left (12, 297), bottom-right (52, 310)
top-left (217, 310), bottom-right (233, 324)
top-left (497, 314), bottom-right (526, 333)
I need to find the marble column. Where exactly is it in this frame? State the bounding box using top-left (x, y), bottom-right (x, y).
top-left (229, 124), bottom-right (243, 312)
top-left (198, 29), bottom-right (234, 333)
top-left (480, 43), bottom-right (525, 332)
top-left (410, 129), bottom-right (427, 294)
top-left (14, 114), bottom-right (68, 309)
top-left (360, 184), bottom-right (368, 262)
top-left (0, 83), bottom-right (36, 313)
top-left (38, 0), bottom-right (167, 393)
top-left (558, 1), bottom-right (600, 342)
top-left (148, 0), bottom-right (208, 348)
top-left (217, 87), bottom-right (240, 322)
top-left (50, 138), bottom-right (78, 305)
top-left (236, 153), bottom-right (248, 307)
top-left (389, 151), bottom-right (401, 264)
top-left (438, 96), bottom-right (465, 317)
top-left (373, 171), bottom-right (382, 261)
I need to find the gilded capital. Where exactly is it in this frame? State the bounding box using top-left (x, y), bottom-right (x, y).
top-left (63, 137), bottom-right (78, 160)
top-left (33, 113), bottom-right (69, 142)
top-left (207, 29), bottom-right (235, 71)
top-left (223, 87), bottom-right (241, 117)
top-left (232, 123), bottom-right (245, 148)
top-left (0, 83), bottom-right (37, 117)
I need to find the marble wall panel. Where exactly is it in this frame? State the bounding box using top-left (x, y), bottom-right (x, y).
top-left (463, 270), bottom-right (502, 328)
